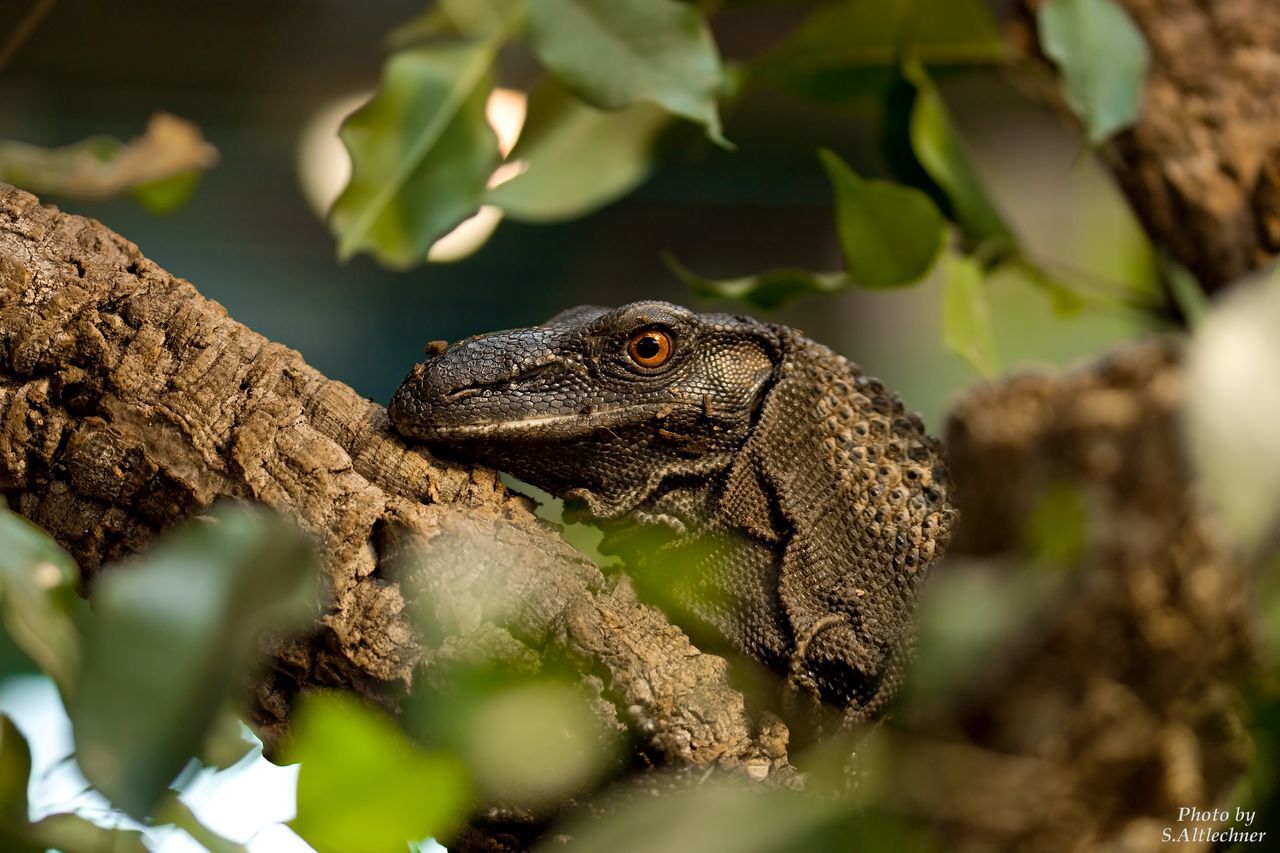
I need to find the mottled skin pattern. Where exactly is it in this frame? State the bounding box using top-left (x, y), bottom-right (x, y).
top-left (389, 301), bottom-right (955, 721)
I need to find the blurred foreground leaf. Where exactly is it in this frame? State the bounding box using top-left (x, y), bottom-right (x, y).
top-left (941, 253), bottom-right (999, 376)
top-left (0, 507), bottom-right (81, 694)
top-left (757, 0), bottom-right (1004, 104)
top-left (285, 692), bottom-right (470, 853)
top-left (1038, 0), bottom-right (1149, 144)
top-left (331, 43), bottom-right (501, 268)
top-left (0, 716), bottom-right (31, 838)
top-left (908, 562), bottom-right (1064, 711)
top-left (70, 504), bottom-right (318, 818)
top-left (1021, 484), bottom-right (1088, 568)
top-left (416, 673), bottom-right (620, 810)
top-left (0, 717), bottom-right (147, 852)
top-left (1185, 266), bottom-right (1280, 554)
top-left (527, 0), bottom-right (728, 146)
top-left (488, 78), bottom-right (670, 222)
top-left (557, 779), bottom-right (934, 853)
top-left (820, 149), bottom-right (945, 289)
top-left (0, 113), bottom-right (216, 209)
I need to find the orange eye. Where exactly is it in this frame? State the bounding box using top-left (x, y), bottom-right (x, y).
top-left (627, 328), bottom-right (673, 368)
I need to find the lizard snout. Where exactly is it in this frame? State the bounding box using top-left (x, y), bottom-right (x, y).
top-left (387, 327), bottom-right (569, 440)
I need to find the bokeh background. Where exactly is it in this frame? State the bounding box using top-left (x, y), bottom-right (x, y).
top-left (0, 0), bottom-right (1153, 430)
top-left (0, 2), bottom-right (1197, 849)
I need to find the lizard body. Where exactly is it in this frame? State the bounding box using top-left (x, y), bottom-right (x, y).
top-left (389, 301), bottom-right (955, 720)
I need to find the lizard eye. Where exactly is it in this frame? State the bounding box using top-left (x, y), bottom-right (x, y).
top-left (627, 328), bottom-right (673, 368)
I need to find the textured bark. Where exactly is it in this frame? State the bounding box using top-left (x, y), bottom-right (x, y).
top-left (1020, 0), bottom-right (1280, 293)
top-left (0, 185), bottom-right (787, 809)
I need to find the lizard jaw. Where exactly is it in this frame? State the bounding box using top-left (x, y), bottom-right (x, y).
top-left (396, 403), bottom-right (671, 443)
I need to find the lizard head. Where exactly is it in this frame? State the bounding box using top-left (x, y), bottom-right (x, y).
top-left (388, 300), bottom-right (783, 519)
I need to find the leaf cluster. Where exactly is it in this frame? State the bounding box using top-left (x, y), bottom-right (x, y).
top-left (0, 504), bottom-right (325, 851)
top-left (328, 0), bottom-right (1153, 374)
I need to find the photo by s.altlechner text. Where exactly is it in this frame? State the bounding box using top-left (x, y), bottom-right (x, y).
top-left (1162, 807), bottom-right (1266, 844)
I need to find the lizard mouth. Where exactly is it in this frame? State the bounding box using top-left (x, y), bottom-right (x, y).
top-left (399, 403), bottom-right (670, 443)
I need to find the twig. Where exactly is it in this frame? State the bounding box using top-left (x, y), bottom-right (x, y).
top-left (0, 0), bottom-right (57, 75)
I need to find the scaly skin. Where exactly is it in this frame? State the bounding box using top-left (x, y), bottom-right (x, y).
top-left (389, 301), bottom-right (955, 720)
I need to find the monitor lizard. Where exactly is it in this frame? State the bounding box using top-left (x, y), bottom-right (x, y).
top-left (388, 300), bottom-right (956, 722)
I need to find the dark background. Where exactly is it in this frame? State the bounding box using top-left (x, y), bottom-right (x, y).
top-left (0, 0), bottom-right (1154, 427)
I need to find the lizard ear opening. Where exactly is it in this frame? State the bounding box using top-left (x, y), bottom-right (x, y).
top-left (627, 328), bottom-right (673, 368)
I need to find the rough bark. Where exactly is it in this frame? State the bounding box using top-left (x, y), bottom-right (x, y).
top-left (0, 184), bottom-right (786, 802)
top-left (1019, 0), bottom-right (1280, 294)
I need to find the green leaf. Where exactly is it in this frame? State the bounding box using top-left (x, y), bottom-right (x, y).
top-left (411, 670), bottom-right (621, 811)
top-left (757, 0), bottom-right (1005, 103)
top-left (1037, 0), bottom-right (1149, 144)
top-left (1022, 484), bottom-right (1088, 568)
top-left (909, 563), bottom-right (1063, 710)
top-left (941, 252), bottom-right (1000, 376)
top-left (819, 148), bottom-right (945, 289)
top-left (904, 62), bottom-right (1016, 261)
top-left (0, 718), bottom-right (145, 853)
top-left (0, 508), bottom-right (81, 694)
top-left (130, 170), bottom-right (203, 214)
top-left (1012, 258), bottom-right (1089, 317)
top-left (560, 780), bottom-right (930, 853)
top-left (384, 9), bottom-right (454, 49)
top-left (527, 0), bottom-right (728, 145)
top-left (665, 253), bottom-right (849, 309)
top-left (70, 504), bottom-right (318, 818)
top-left (385, 1), bottom-right (525, 46)
top-left (285, 692), bottom-right (471, 853)
top-left (487, 78), bottom-right (670, 222)
top-left (330, 43), bottom-right (501, 269)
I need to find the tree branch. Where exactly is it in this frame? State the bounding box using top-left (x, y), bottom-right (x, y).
top-left (0, 184), bottom-right (785, 790)
top-left (1019, 0), bottom-right (1280, 293)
